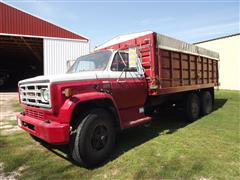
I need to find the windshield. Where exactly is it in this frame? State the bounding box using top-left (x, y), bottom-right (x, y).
top-left (67, 51), bottom-right (112, 73)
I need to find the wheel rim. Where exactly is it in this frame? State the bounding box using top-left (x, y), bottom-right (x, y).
top-left (91, 125), bottom-right (108, 151)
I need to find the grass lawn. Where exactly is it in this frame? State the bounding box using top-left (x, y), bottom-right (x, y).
top-left (0, 90), bottom-right (239, 179)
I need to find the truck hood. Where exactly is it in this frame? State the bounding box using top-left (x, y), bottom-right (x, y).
top-left (19, 71), bottom-right (107, 85)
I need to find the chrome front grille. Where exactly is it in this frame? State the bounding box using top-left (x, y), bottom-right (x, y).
top-left (19, 83), bottom-right (51, 108)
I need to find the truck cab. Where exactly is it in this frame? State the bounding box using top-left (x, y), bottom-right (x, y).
top-left (17, 49), bottom-right (150, 167)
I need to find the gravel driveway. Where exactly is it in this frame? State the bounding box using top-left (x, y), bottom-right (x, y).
top-left (0, 93), bottom-right (21, 135)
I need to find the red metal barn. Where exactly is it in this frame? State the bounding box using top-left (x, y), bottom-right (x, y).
top-left (0, 2), bottom-right (89, 91)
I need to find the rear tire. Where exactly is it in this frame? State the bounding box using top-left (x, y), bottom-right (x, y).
top-left (185, 93), bottom-right (200, 122)
top-left (201, 91), bottom-right (213, 115)
top-left (70, 108), bottom-right (115, 167)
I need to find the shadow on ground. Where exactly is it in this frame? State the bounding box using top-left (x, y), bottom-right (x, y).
top-left (39, 98), bottom-right (227, 168)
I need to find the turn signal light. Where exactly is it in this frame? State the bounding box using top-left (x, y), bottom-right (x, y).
top-left (62, 88), bottom-right (72, 97)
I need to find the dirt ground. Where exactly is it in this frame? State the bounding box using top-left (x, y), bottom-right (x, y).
top-left (0, 162), bottom-right (27, 180)
top-left (0, 93), bottom-right (25, 179)
top-left (0, 92), bottom-right (21, 135)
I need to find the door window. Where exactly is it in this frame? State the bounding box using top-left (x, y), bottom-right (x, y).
top-left (111, 52), bottom-right (129, 71)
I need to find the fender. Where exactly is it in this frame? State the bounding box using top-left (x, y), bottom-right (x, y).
top-left (58, 91), bottom-right (122, 127)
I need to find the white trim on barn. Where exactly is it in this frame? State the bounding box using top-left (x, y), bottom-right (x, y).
top-left (43, 38), bottom-right (90, 75)
top-left (0, 33), bottom-right (88, 42)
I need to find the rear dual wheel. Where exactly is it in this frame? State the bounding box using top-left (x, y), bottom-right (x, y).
top-left (70, 108), bottom-right (115, 168)
top-left (201, 91), bottom-right (213, 115)
top-left (185, 91), bottom-right (213, 122)
top-left (186, 93), bottom-right (200, 122)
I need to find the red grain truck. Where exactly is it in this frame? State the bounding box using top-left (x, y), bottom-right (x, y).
top-left (16, 31), bottom-right (219, 167)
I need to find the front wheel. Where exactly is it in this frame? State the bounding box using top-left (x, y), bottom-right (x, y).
top-left (70, 108), bottom-right (115, 167)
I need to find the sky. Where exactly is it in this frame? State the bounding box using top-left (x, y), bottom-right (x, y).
top-left (3, 0), bottom-right (240, 49)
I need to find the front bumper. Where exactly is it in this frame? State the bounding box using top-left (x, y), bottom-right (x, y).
top-left (16, 113), bottom-right (70, 144)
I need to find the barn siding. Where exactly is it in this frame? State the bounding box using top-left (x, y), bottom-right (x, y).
top-left (196, 34), bottom-right (240, 90)
top-left (43, 38), bottom-right (90, 75)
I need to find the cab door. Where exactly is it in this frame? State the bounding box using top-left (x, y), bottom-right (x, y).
top-left (109, 51), bottom-right (147, 121)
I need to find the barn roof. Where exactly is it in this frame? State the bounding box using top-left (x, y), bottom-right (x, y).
top-left (0, 2), bottom-right (88, 41)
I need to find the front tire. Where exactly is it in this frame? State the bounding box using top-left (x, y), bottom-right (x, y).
top-left (70, 108), bottom-right (115, 167)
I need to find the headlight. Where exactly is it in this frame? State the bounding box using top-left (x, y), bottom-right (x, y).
top-left (41, 88), bottom-right (50, 102)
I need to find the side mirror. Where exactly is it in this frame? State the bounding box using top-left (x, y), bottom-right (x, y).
top-left (66, 60), bottom-right (76, 71)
